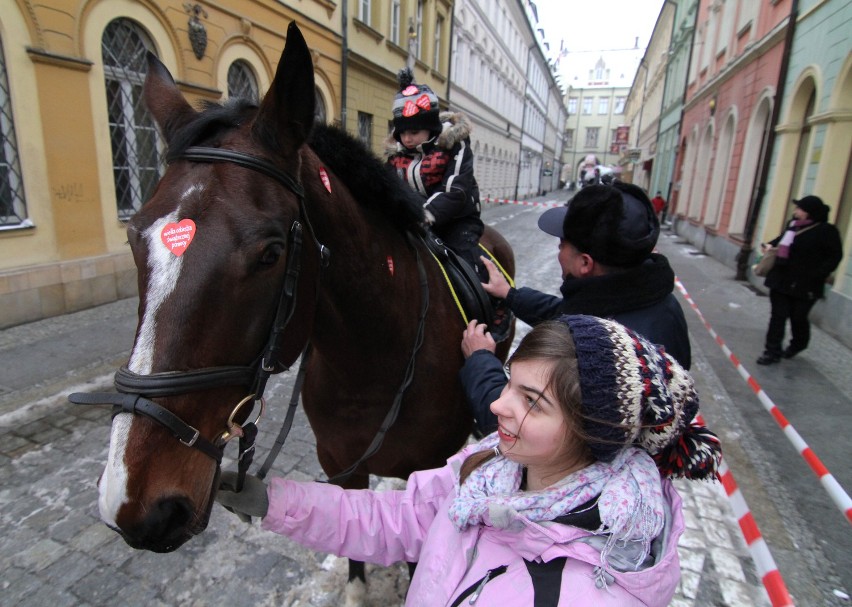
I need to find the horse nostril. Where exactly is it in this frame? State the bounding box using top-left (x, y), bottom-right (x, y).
top-left (137, 497), bottom-right (194, 552)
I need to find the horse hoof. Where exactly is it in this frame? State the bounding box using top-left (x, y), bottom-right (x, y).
top-left (344, 577), bottom-right (367, 607)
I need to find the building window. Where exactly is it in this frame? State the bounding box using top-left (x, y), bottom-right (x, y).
top-left (314, 87), bottom-right (327, 124)
top-left (582, 98), bottom-right (593, 115)
top-left (359, 0), bottom-right (371, 25)
top-left (0, 37), bottom-right (27, 227)
top-left (565, 129), bottom-right (574, 149)
top-left (390, 0), bottom-right (401, 45)
top-left (598, 97), bottom-right (609, 115)
top-left (101, 18), bottom-right (163, 220)
top-left (567, 97), bottom-right (578, 114)
top-left (434, 16), bottom-right (443, 70)
top-left (614, 96), bottom-right (626, 114)
top-left (585, 127), bottom-right (599, 148)
top-left (358, 112), bottom-right (373, 146)
top-left (416, 1), bottom-right (424, 59)
top-left (227, 60), bottom-right (258, 102)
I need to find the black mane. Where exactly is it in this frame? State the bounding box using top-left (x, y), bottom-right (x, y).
top-left (166, 98), bottom-right (258, 159)
top-left (164, 100), bottom-right (425, 233)
top-left (308, 124), bottom-right (426, 233)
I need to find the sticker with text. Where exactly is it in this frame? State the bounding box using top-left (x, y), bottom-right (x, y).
top-left (161, 219), bottom-right (196, 256)
top-left (319, 167), bottom-right (332, 193)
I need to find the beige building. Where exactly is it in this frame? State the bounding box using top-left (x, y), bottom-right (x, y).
top-left (0, 0), bottom-right (456, 329)
top-left (621, 4), bottom-right (675, 192)
top-left (561, 52), bottom-right (638, 187)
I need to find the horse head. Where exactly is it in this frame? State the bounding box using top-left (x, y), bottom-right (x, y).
top-left (96, 22), bottom-right (320, 552)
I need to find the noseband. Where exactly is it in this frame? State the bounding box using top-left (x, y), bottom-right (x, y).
top-left (69, 146), bottom-right (329, 469)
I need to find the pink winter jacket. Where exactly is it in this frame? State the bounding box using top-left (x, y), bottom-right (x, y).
top-left (263, 446), bottom-right (685, 606)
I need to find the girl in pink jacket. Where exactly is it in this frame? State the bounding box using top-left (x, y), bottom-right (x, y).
top-left (218, 315), bottom-right (721, 606)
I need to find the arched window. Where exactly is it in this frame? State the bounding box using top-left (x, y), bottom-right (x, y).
top-left (314, 86), bottom-right (327, 124)
top-left (0, 35), bottom-right (27, 226)
top-left (101, 19), bottom-right (162, 220)
top-left (227, 60), bottom-right (259, 103)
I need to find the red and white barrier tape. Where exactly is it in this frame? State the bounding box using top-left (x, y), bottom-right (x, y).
top-left (675, 278), bottom-right (852, 526)
top-left (712, 445), bottom-right (794, 607)
top-left (483, 197), bottom-right (564, 208)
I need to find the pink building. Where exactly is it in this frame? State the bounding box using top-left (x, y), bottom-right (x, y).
top-left (670, 0), bottom-right (794, 266)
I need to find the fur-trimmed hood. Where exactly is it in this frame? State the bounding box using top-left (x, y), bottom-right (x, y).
top-left (385, 111), bottom-right (473, 156)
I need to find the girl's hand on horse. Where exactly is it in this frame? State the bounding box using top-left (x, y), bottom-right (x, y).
top-left (461, 320), bottom-right (496, 358)
top-left (479, 257), bottom-right (510, 299)
top-left (216, 472), bottom-right (269, 520)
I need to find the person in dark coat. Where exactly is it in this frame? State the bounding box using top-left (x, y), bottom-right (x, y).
top-left (460, 182), bottom-right (691, 435)
top-left (756, 195), bottom-right (843, 365)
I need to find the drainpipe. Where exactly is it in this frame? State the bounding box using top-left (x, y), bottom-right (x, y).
top-left (735, 0), bottom-right (799, 280)
top-left (340, 0), bottom-right (348, 130)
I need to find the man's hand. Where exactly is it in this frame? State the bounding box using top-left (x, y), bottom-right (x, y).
top-left (479, 257), bottom-right (511, 300)
top-left (216, 472), bottom-right (269, 521)
top-left (462, 320), bottom-right (496, 359)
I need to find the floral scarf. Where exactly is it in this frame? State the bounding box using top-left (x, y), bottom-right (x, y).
top-left (777, 218), bottom-right (815, 259)
top-left (448, 434), bottom-right (665, 569)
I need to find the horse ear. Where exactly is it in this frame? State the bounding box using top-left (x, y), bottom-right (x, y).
top-left (253, 22), bottom-right (315, 155)
top-left (143, 52), bottom-right (198, 143)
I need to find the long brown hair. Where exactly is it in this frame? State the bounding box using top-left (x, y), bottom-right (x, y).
top-left (459, 321), bottom-right (592, 486)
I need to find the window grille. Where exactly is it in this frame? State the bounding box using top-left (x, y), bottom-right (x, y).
top-left (101, 19), bottom-right (163, 220)
top-left (227, 60), bottom-right (259, 103)
top-left (358, 112), bottom-right (373, 147)
top-left (0, 36), bottom-right (27, 227)
top-left (314, 88), bottom-right (327, 124)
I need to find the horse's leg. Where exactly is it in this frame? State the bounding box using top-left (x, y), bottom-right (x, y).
top-left (342, 472), bottom-right (370, 607)
top-left (346, 559), bottom-right (367, 606)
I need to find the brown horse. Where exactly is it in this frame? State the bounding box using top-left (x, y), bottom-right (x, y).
top-left (73, 21), bottom-right (514, 598)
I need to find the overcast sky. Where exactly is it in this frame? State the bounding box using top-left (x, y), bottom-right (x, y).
top-left (533, 0), bottom-right (666, 87)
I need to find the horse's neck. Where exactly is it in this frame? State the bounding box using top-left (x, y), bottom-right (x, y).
top-left (304, 178), bottom-right (422, 354)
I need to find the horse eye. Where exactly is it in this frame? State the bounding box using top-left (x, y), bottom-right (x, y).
top-left (259, 243), bottom-right (284, 266)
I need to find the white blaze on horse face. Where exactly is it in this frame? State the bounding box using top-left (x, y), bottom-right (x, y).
top-left (128, 207), bottom-right (191, 374)
top-left (101, 194), bottom-right (198, 523)
top-left (99, 413), bottom-right (131, 527)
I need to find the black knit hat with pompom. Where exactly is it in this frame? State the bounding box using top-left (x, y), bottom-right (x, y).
top-left (558, 314), bottom-right (721, 480)
top-left (391, 68), bottom-right (442, 142)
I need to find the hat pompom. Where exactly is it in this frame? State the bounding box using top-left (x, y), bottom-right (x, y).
top-left (397, 67), bottom-right (414, 90)
top-left (652, 421), bottom-right (721, 480)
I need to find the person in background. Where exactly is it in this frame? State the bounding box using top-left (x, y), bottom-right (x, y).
top-left (651, 191), bottom-right (666, 219)
top-left (386, 68), bottom-right (485, 280)
top-left (217, 315), bottom-right (721, 607)
top-left (461, 182), bottom-right (690, 435)
top-left (756, 195), bottom-right (843, 365)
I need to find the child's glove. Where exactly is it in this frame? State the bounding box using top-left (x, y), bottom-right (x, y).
top-left (216, 471), bottom-right (269, 521)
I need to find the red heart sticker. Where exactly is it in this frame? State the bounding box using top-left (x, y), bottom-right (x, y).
top-left (402, 101), bottom-right (419, 117)
top-left (402, 85), bottom-right (419, 96)
top-left (160, 219), bottom-right (196, 256)
top-left (415, 94), bottom-right (432, 110)
top-left (319, 167), bottom-right (332, 193)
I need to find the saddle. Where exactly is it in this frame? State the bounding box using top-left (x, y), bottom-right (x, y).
top-left (420, 231), bottom-right (513, 343)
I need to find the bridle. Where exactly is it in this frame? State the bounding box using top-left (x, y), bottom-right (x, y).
top-left (69, 146), bottom-right (329, 473)
top-left (69, 143), bottom-right (431, 491)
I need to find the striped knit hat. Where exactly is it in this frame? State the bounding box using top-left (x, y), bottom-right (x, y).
top-left (558, 314), bottom-right (721, 480)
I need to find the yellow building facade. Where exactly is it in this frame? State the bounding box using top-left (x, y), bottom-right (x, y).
top-left (0, 0), bottom-right (452, 328)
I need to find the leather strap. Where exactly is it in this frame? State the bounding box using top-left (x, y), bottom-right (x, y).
top-left (68, 391), bottom-right (223, 462)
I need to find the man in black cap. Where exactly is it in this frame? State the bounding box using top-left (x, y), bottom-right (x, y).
top-left (756, 195), bottom-right (843, 365)
top-left (460, 181), bottom-right (691, 435)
